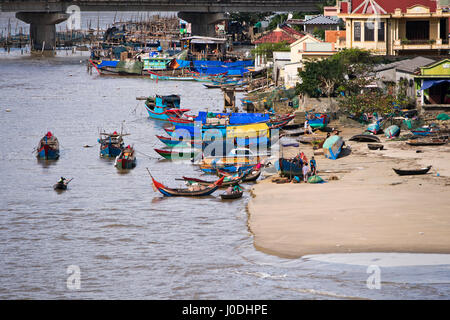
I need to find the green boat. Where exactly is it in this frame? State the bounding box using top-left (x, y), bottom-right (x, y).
top-left (154, 147), bottom-right (200, 160)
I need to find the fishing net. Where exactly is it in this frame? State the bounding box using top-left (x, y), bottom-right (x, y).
top-left (307, 175), bottom-right (324, 184)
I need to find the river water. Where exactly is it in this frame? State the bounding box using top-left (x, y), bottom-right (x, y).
top-left (0, 47), bottom-right (450, 299)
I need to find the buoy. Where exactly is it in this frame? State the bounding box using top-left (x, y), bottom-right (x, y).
top-left (5, 109), bottom-right (11, 112)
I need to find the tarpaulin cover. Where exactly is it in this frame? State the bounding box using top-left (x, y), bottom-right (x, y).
top-left (170, 59), bottom-right (191, 69)
top-left (195, 112), bottom-right (270, 125)
top-left (193, 67), bottom-right (249, 76)
top-left (97, 60), bottom-right (119, 68)
top-left (192, 60), bottom-right (253, 68)
top-left (226, 123), bottom-right (269, 138)
top-left (420, 79), bottom-right (450, 91)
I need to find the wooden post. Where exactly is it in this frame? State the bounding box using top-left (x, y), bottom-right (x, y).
top-left (223, 88), bottom-right (236, 113)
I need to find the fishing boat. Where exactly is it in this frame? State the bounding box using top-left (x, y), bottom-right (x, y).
top-left (165, 112), bottom-right (294, 135)
top-left (384, 125), bottom-right (400, 139)
top-left (98, 130), bottom-right (127, 158)
top-left (156, 135), bottom-right (194, 148)
top-left (148, 169), bottom-right (224, 197)
top-left (220, 190), bottom-right (244, 200)
top-left (182, 172), bottom-right (243, 188)
top-left (148, 70), bottom-right (194, 81)
top-left (156, 133), bottom-right (268, 150)
top-left (144, 95), bottom-right (190, 121)
top-left (114, 145), bottom-right (137, 169)
top-left (406, 136), bottom-right (448, 146)
top-left (53, 178), bottom-right (73, 190)
top-left (411, 126), bottom-right (440, 136)
top-left (36, 131), bottom-right (60, 160)
top-left (200, 163), bottom-right (255, 174)
top-left (366, 120), bottom-right (382, 135)
top-left (305, 112), bottom-right (330, 129)
top-left (274, 158), bottom-right (303, 177)
top-left (239, 162), bottom-right (263, 182)
top-left (323, 135), bottom-right (344, 160)
top-left (154, 147), bottom-right (200, 160)
top-left (190, 71), bottom-right (227, 83)
top-left (349, 134), bottom-right (381, 143)
top-left (91, 59), bottom-right (144, 76)
top-left (393, 166), bottom-right (432, 176)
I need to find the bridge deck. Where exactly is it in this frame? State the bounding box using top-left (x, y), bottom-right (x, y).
top-left (0, 0), bottom-right (322, 13)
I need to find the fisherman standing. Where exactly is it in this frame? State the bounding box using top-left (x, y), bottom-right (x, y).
top-left (310, 156), bottom-right (317, 176)
top-left (302, 163), bottom-right (310, 182)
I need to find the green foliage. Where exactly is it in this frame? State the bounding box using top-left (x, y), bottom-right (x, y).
top-left (251, 41), bottom-right (290, 60)
top-left (229, 12), bottom-right (273, 25)
top-left (338, 90), bottom-right (397, 118)
top-left (296, 48), bottom-right (380, 98)
top-left (267, 12), bottom-right (314, 30)
top-left (297, 58), bottom-right (344, 98)
top-left (312, 27), bottom-right (325, 41)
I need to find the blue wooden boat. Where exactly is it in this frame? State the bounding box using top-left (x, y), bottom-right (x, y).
top-left (275, 158), bottom-right (303, 176)
top-left (384, 125), bottom-right (400, 139)
top-left (36, 132), bottom-right (60, 160)
top-left (156, 134), bottom-right (269, 149)
top-left (98, 131), bottom-right (126, 158)
top-left (411, 126), bottom-right (440, 136)
top-left (366, 120), bottom-right (382, 135)
top-left (323, 135), bottom-right (344, 160)
top-left (144, 95), bottom-right (190, 121)
top-left (305, 112), bottom-right (330, 129)
top-left (148, 70), bottom-right (194, 81)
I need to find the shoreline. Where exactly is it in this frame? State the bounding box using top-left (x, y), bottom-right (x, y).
top-left (247, 126), bottom-right (450, 259)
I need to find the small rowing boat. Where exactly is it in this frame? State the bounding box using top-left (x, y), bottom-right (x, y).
top-left (220, 190), bottom-right (243, 200)
top-left (393, 166), bottom-right (432, 176)
top-left (36, 131), bottom-right (60, 160)
top-left (114, 145), bottom-right (137, 169)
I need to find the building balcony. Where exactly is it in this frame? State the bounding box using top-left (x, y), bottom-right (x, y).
top-left (393, 39), bottom-right (450, 51)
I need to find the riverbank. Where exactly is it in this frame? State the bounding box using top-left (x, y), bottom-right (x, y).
top-left (248, 127), bottom-right (450, 259)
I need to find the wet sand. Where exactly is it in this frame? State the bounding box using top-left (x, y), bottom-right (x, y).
top-left (248, 126), bottom-right (450, 259)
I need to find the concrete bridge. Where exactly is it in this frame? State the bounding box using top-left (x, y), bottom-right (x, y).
top-left (0, 0), bottom-right (323, 51)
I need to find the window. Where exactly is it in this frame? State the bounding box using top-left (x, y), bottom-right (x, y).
top-left (354, 22), bottom-right (361, 41)
top-left (378, 22), bottom-right (385, 42)
top-left (364, 22), bottom-right (374, 41)
top-left (406, 21), bottom-right (429, 40)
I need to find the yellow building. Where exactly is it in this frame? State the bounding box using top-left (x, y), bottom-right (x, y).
top-left (338, 0), bottom-right (450, 55)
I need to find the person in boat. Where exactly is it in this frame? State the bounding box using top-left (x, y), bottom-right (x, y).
top-left (302, 163), bottom-right (310, 182)
top-left (58, 177), bottom-right (66, 184)
top-left (233, 183), bottom-right (242, 193)
top-left (310, 156), bottom-right (317, 176)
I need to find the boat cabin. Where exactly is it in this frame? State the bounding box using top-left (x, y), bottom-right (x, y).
top-left (415, 59), bottom-right (450, 113)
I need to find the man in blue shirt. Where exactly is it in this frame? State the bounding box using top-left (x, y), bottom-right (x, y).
top-left (310, 156), bottom-right (317, 176)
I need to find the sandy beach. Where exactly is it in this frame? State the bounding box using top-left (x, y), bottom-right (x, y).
top-left (248, 125), bottom-right (450, 259)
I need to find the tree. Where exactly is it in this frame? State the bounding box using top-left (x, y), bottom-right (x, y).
top-left (297, 57), bottom-right (345, 109)
top-left (251, 41), bottom-right (290, 61)
top-left (312, 27), bottom-right (325, 41)
top-left (229, 12), bottom-right (273, 26)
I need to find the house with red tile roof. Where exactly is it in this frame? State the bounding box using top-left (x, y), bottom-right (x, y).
top-left (337, 0), bottom-right (450, 55)
top-left (253, 24), bottom-right (305, 68)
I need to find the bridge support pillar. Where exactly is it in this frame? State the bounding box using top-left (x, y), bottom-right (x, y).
top-left (178, 12), bottom-right (228, 37)
top-left (16, 12), bottom-right (69, 53)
